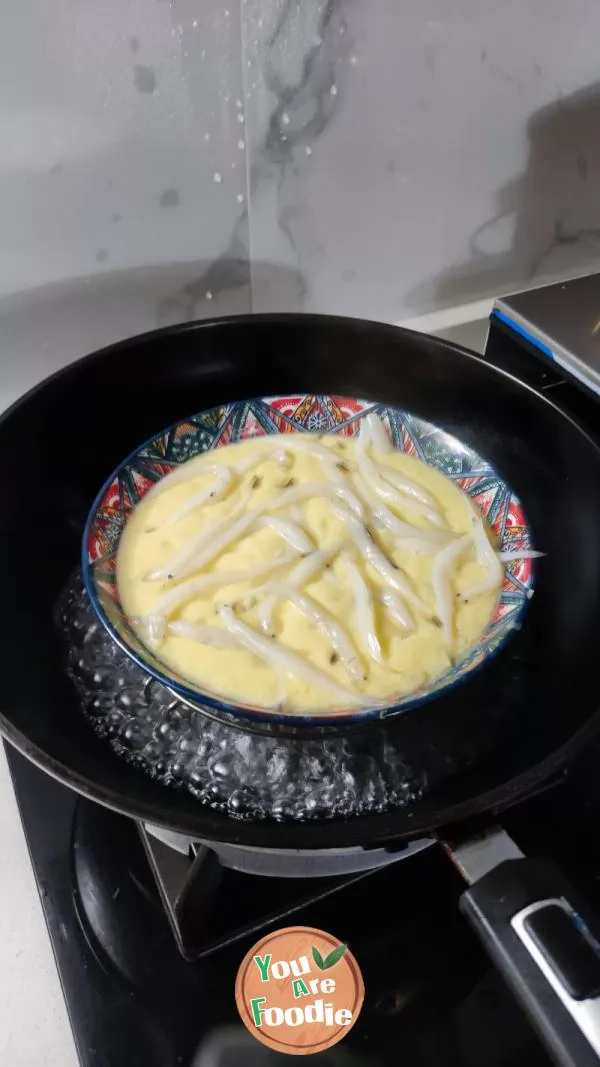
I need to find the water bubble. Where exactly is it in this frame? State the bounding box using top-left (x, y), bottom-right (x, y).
top-left (205, 290), bottom-right (213, 300)
top-left (213, 172), bottom-right (222, 183)
top-left (330, 84), bottom-right (338, 96)
top-left (305, 146), bottom-right (312, 156)
top-left (235, 99), bottom-right (242, 108)
top-left (281, 112), bottom-right (290, 125)
top-left (237, 193), bottom-right (244, 203)
top-left (204, 133), bottom-right (210, 141)
top-left (237, 139), bottom-right (245, 150)
top-left (60, 572), bottom-right (431, 824)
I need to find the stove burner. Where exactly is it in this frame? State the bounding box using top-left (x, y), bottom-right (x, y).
top-left (70, 792), bottom-right (475, 985)
top-left (144, 822), bottom-right (432, 877)
top-left (74, 802), bottom-right (431, 963)
top-left (59, 573), bottom-right (435, 824)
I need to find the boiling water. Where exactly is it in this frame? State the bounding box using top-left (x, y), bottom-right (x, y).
top-left (59, 573), bottom-right (432, 822)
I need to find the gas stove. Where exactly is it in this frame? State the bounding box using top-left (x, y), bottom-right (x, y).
top-left (8, 744), bottom-right (569, 1067)
top-left (9, 275), bottom-right (600, 1067)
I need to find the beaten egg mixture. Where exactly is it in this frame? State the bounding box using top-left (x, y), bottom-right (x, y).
top-left (117, 432), bottom-right (498, 712)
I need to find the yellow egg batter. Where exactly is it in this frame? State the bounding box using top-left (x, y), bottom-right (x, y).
top-left (117, 428), bottom-right (499, 713)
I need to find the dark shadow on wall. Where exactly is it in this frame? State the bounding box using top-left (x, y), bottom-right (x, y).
top-left (406, 82), bottom-right (600, 312)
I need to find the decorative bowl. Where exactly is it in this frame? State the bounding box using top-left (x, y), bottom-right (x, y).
top-left (82, 393), bottom-right (535, 729)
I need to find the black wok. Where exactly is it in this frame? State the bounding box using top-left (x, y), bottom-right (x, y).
top-left (2, 314), bottom-right (600, 1064)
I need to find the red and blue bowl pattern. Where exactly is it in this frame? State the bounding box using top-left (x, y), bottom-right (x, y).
top-left (82, 394), bottom-right (535, 728)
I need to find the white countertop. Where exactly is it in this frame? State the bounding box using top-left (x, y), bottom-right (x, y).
top-left (0, 273), bottom-right (175, 1067)
top-left (0, 748), bottom-right (78, 1067)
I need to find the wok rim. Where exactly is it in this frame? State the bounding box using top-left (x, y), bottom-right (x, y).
top-left (1, 311), bottom-right (600, 848)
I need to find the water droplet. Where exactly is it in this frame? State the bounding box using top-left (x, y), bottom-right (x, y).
top-left (238, 139), bottom-right (245, 150)
top-left (237, 193), bottom-right (244, 203)
top-left (213, 172), bottom-right (222, 183)
top-left (237, 112), bottom-right (244, 123)
top-left (305, 146), bottom-right (312, 156)
top-left (206, 290), bottom-right (213, 300)
top-left (330, 85), bottom-right (338, 96)
top-left (192, 18), bottom-right (198, 27)
top-left (235, 99), bottom-right (242, 109)
top-left (281, 112), bottom-right (290, 125)
top-left (281, 135), bottom-right (287, 141)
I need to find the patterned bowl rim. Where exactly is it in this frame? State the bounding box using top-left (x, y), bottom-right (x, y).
top-left (81, 394), bottom-right (535, 728)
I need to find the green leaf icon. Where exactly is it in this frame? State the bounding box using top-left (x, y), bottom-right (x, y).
top-left (311, 946), bottom-right (326, 970)
top-left (322, 943), bottom-right (348, 970)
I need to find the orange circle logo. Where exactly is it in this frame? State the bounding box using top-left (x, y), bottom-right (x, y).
top-left (235, 925), bottom-right (364, 1056)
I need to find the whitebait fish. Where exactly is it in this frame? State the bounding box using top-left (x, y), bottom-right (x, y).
top-left (356, 420), bottom-right (444, 527)
top-left (460, 516), bottom-right (504, 601)
top-left (262, 583), bottom-right (363, 680)
top-left (146, 494), bottom-right (251, 581)
top-left (119, 422), bottom-right (522, 713)
top-left (255, 545), bottom-right (342, 638)
top-left (144, 458), bottom-right (232, 502)
top-left (253, 515), bottom-right (314, 554)
top-left (268, 481), bottom-right (365, 520)
top-left (432, 535), bottom-right (471, 647)
top-left (333, 503), bottom-right (431, 615)
top-left (152, 554), bottom-right (298, 617)
top-left (130, 612), bottom-right (167, 647)
top-left (344, 556), bottom-right (383, 664)
top-left (219, 606), bottom-right (373, 707)
top-left (498, 550), bottom-right (544, 562)
top-left (364, 412), bottom-right (392, 453)
top-left (167, 621), bottom-right (240, 649)
top-left (352, 472), bottom-right (452, 550)
top-left (163, 466), bottom-right (233, 526)
top-left (380, 590), bottom-right (415, 633)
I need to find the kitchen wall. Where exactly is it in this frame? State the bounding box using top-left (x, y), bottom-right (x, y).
top-left (2, 0), bottom-right (600, 331)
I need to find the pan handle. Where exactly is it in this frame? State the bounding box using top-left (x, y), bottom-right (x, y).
top-left (461, 856), bottom-right (600, 1066)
